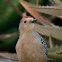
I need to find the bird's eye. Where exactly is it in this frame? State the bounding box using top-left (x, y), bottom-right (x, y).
top-left (24, 21), bottom-right (26, 23)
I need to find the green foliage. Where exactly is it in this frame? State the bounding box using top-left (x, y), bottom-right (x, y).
top-left (0, 32), bottom-right (19, 52)
top-left (48, 46), bottom-right (62, 53)
top-left (28, 0), bottom-right (36, 4)
top-left (0, 0), bottom-right (22, 32)
top-left (39, 0), bottom-right (52, 6)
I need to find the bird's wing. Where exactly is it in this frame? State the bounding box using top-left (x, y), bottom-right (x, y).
top-left (40, 36), bottom-right (48, 55)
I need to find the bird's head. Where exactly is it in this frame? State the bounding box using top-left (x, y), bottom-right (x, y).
top-left (19, 16), bottom-right (37, 34)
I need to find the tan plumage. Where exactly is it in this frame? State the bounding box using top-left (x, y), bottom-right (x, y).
top-left (16, 17), bottom-right (47, 62)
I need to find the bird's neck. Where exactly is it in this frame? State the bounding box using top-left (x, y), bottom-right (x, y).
top-left (19, 28), bottom-right (35, 38)
top-left (19, 24), bottom-right (35, 37)
top-left (21, 29), bottom-right (34, 34)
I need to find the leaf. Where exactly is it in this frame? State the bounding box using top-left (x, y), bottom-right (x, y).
top-left (48, 53), bottom-right (62, 60)
top-left (0, 52), bottom-right (18, 61)
top-left (19, 0), bottom-right (55, 26)
top-left (53, 0), bottom-right (62, 6)
top-left (35, 24), bottom-right (62, 41)
top-left (48, 46), bottom-right (62, 60)
top-left (30, 6), bottom-right (62, 18)
top-left (48, 46), bottom-right (62, 53)
top-left (23, 0), bottom-right (62, 18)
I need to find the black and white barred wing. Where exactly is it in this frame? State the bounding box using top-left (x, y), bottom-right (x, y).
top-left (41, 37), bottom-right (48, 55)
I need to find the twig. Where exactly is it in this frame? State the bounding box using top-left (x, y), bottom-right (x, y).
top-left (49, 33), bottom-right (53, 48)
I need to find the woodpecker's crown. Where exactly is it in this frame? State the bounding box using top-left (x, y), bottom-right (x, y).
top-left (24, 16), bottom-right (32, 18)
top-left (24, 16), bottom-right (33, 21)
top-left (23, 16), bottom-right (37, 23)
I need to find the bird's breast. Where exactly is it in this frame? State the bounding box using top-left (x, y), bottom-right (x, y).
top-left (16, 32), bottom-right (47, 62)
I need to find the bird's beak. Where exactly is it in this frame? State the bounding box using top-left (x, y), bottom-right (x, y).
top-left (29, 19), bottom-right (37, 23)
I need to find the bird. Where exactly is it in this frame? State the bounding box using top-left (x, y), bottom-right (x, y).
top-left (16, 16), bottom-right (48, 62)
